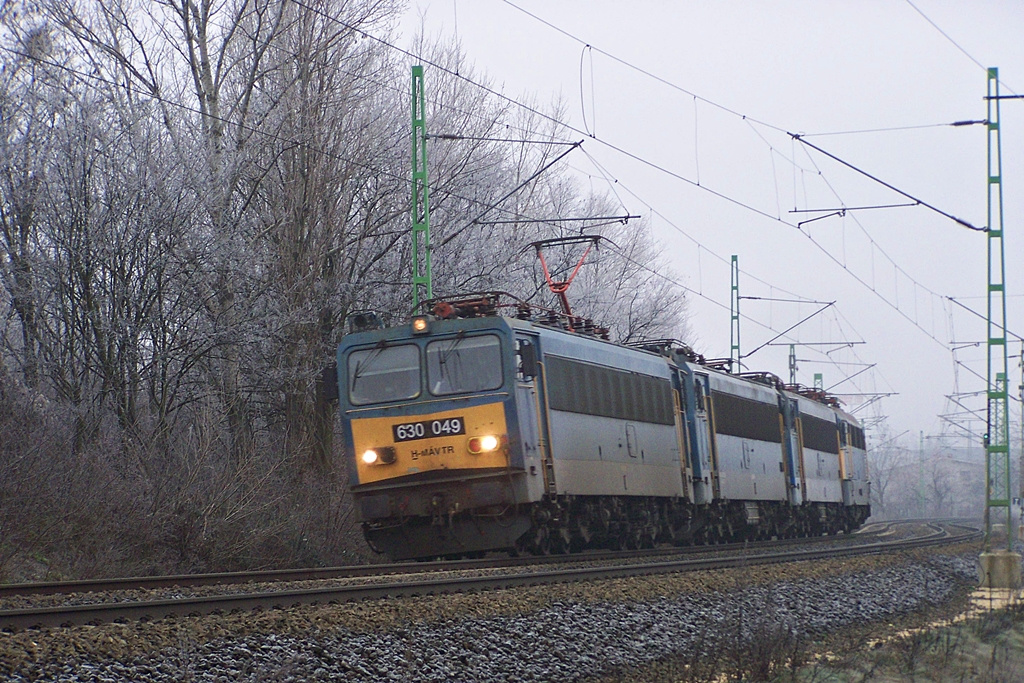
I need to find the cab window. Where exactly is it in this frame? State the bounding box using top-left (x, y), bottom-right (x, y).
top-left (427, 334), bottom-right (503, 395)
top-left (348, 344), bottom-right (420, 405)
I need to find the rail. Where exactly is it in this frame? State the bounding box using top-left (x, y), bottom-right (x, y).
top-left (0, 520), bottom-right (980, 631)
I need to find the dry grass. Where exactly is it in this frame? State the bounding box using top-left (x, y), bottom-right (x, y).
top-left (0, 373), bottom-right (371, 583)
top-left (805, 597), bottom-right (1024, 683)
top-left (594, 590), bottom-right (1024, 682)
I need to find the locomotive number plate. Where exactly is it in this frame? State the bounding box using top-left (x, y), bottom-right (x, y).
top-left (392, 417), bottom-right (465, 442)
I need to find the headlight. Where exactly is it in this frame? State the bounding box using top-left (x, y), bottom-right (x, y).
top-left (468, 434), bottom-right (501, 454)
top-left (361, 447), bottom-right (396, 465)
top-left (411, 316), bottom-right (430, 334)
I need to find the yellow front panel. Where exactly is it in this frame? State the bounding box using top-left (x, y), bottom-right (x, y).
top-left (352, 401), bottom-right (509, 485)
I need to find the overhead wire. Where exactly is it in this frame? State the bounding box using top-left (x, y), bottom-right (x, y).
top-left (2, 18), bottom-right (821, 359)
top-left (288, 0), bottom-right (811, 229)
top-left (438, 141), bottom-right (582, 248)
top-left (792, 142), bottom-right (955, 347)
top-left (444, 3), bottom-right (983, 362)
top-left (482, 0), bottom-right (996, 359)
top-left (0, 42), bottom-right (597, 269)
top-left (791, 134), bottom-right (984, 232)
top-left (579, 43), bottom-right (595, 136)
top-left (578, 148), bottom-right (821, 304)
top-left (287, 0), bottom-right (985, 366)
top-left (578, 141), bottom-right (908, 399)
top-left (577, 151), bottom-right (869, 367)
top-left (904, 0), bottom-right (1020, 95)
top-left (18, 2), bottom-right (986, 415)
top-left (570, 153), bottom-right (843, 347)
top-left (800, 121), bottom-right (988, 137)
top-left (831, 305), bottom-right (898, 396)
top-left (498, 0), bottom-right (995, 230)
top-left (580, 155), bottom-right (871, 379)
top-left (601, 241), bottom-right (806, 342)
top-left (496, 0), bottom-right (790, 135)
top-left (577, 146), bottom-right (891, 398)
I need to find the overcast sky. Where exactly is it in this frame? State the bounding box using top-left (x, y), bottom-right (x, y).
top-left (399, 1), bottom-right (1024, 451)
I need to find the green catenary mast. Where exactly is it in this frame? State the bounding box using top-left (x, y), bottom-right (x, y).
top-left (789, 344), bottom-right (797, 385)
top-left (985, 67), bottom-right (1011, 552)
top-left (730, 254), bottom-right (740, 372)
top-left (411, 65), bottom-right (432, 309)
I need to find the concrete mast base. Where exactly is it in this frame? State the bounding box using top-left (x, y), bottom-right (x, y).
top-left (979, 550), bottom-right (1023, 589)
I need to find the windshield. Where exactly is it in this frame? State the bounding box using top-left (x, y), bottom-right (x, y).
top-left (348, 344), bottom-right (420, 405)
top-left (427, 334), bottom-right (503, 395)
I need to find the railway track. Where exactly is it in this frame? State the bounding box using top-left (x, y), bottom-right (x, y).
top-left (0, 520), bottom-right (980, 631)
top-left (0, 517), bottom-right (927, 600)
top-left (0, 526), bottom-right (871, 600)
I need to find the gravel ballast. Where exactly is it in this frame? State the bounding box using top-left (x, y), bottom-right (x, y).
top-left (0, 550), bottom-right (979, 682)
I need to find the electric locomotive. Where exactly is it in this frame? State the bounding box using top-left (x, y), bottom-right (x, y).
top-left (335, 293), bottom-right (870, 560)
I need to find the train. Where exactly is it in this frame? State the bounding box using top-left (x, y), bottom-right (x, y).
top-left (335, 293), bottom-right (870, 560)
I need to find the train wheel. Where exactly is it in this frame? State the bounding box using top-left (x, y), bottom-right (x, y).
top-left (551, 530), bottom-right (570, 555)
top-left (533, 529), bottom-right (552, 555)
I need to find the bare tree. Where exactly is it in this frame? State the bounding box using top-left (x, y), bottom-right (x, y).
top-left (0, 16), bottom-right (59, 389)
top-left (43, 0), bottom-right (400, 463)
top-left (245, 1), bottom-right (406, 467)
top-left (868, 439), bottom-right (909, 518)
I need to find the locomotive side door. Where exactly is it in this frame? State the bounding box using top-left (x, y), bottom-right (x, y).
top-left (780, 396), bottom-right (804, 506)
top-left (671, 371), bottom-right (695, 502)
top-left (693, 373), bottom-right (719, 502)
top-left (514, 335), bottom-right (548, 501)
top-left (837, 418), bottom-right (854, 506)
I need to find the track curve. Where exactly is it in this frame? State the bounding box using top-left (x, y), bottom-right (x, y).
top-left (0, 520), bottom-right (981, 631)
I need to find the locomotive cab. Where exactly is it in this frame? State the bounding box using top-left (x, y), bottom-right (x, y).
top-left (337, 315), bottom-right (533, 559)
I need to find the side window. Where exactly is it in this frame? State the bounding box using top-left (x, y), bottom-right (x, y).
top-left (711, 391), bottom-right (782, 443)
top-left (597, 370), bottom-right (613, 416)
top-left (544, 356), bottom-right (673, 425)
top-left (801, 414), bottom-right (840, 454)
top-left (516, 338), bottom-right (538, 380)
